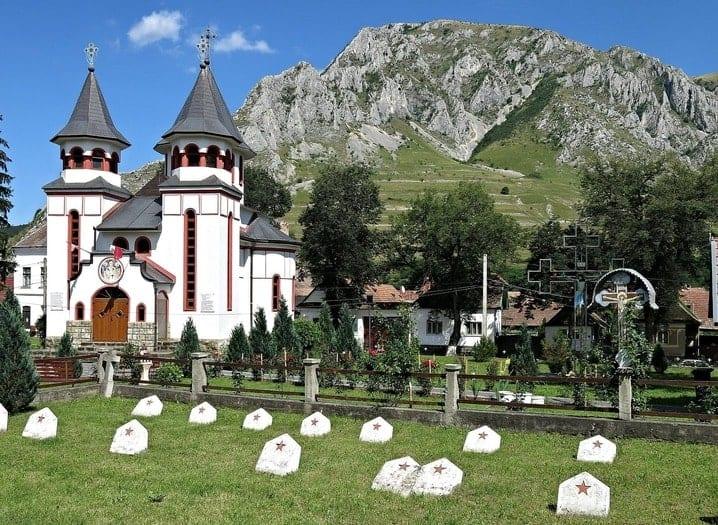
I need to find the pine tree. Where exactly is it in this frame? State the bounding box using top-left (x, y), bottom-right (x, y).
top-left (651, 343), bottom-right (669, 374)
top-left (226, 324), bottom-right (250, 362)
top-left (316, 302), bottom-right (335, 359)
top-left (0, 294), bottom-right (39, 412)
top-left (509, 326), bottom-right (538, 390)
top-left (249, 308), bottom-right (274, 358)
top-left (0, 116), bottom-right (16, 281)
top-left (335, 303), bottom-right (359, 356)
top-left (273, 298), bottom-right (299, 358)
top-left (175, 318), bottom-right (200, 375)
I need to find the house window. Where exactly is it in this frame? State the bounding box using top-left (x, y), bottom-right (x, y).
top-left (184, 210), bottom-right (197, 310)
top-left (465, 321), bottom-right (482, 336)
top-left (137, 303), bottom-right (146, 322)
top-left (68, 210), bottom-right (80, 278)
top-left (22, 306), bottom-right (31, 328)
top-left (658, 328), bottom-right (677, 346)
top-left (135, 237), bottom-right (151, 255)
top-left (22, 267), bottom-right (31, 288)
top-left (186, 144), bottom-right (200, 167)
top-left (272, 274), bottom-right (281, 311)
top-left (426, 319), bottom-right (443, 335)
top-left (75, 302), bottom-right (84, 321)
top-left (227, 213), bottom-right (233, 311)
top-left (91, 148), bottom-right (105, 170)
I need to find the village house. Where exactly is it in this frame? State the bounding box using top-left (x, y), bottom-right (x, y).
top-left (32, 44), bottom-right (298, 349)
top-left (12, 221), bottom-right (46, 330)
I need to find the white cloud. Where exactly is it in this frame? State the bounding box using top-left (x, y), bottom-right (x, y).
top-left (128, 10), bottom-right (184, 47)
top-left (215, 29), bottom-right (274, 54)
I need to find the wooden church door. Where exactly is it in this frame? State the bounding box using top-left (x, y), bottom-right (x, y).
top-left (92, 287), bottom-right (129, 342)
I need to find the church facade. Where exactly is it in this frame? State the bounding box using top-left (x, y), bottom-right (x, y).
top-left (42, 44), bottom-right (298, 349)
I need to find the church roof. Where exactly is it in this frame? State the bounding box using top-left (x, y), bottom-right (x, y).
top-left (156, 65), bottom-right (254, 157)
top-left (51, 70), bottom-right (130, 147)
top-left (158, 174), bottom-right (244, 200)
top-left (43, 176), bottom-right (132, 200)
top-left (96, 196), bottom-right (162, 231)
top-left (240, 207), bottom-right (300, 246)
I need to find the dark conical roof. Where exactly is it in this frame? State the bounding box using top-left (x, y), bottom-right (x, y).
top-left (156, 65), bottom-right (254, 157)
top-left (51, 70), bottom-right (130, 147)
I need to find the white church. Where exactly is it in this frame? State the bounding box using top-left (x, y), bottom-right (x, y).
top-left (29, 39), bottom-right (299, 349)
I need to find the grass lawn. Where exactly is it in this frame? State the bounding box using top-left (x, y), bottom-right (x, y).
top-left (1, 396), bottom-right (716, 524)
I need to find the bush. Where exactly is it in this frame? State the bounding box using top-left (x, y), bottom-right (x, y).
top-left (122, 342), bottom-right (142, 384)
top-left (542, 331), bottom-right (571, 374)
top-left (651, 343), bottom-right (669, 374)
top-left (154, 363), bottom-right (184, 386)
top-left (500, 186), bottom-right (510, 195)
top-left (294, 317), bottom-right (321, 357)
top-left (472, 339), bottom-right (497, 362)
top-left (56, 332), bottom-right (82, 378)
top-left (485, 359), bottom-right (500, 391)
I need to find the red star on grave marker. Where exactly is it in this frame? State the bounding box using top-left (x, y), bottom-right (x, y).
top-left (198, 407), bottom-right (206, 414)
top-left (372, 423), bottom-right (382, 431)
top-left (275, 441), bottom-right (287, 452)
top-left (146, 399), bottom-right (154, 405)
top-left (592, 440), bottom-right (602, 449)
top-left (478, 431), bottom-right (488, 440)
top-left (310, 418), bottom-right (318, 426)
top-left (37, 415), bottom-right (45, 423)
top-left (576, 481), bottom-right (591, 495)
top-left (124, 427), bottom-right (134, 436)
top-left (253, 413), bottom-right (261, 421)
top-left (398, 462), bottom-right (411, 471)
top-left (433, 464), bottom-right (447, 475)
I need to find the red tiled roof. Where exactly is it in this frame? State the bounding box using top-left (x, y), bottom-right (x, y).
top-left (365, 284), bottom-right (418, 304)
top-left (679, 287), bottom-right (712, 329)
top-left (502, 291), bottom-right (563, 328)
top-left (14, 222), bottom-right (47, 249)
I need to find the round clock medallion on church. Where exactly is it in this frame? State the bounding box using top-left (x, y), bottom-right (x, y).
top-left (98, 257), bottom-right (124, 284)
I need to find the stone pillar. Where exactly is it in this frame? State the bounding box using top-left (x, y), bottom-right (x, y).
top-left (617, 367), bottom-right (633, 421)
top-left (96, 352), bottom-right (105, 383)
top-left (303, 358), bottom-right (321, 409)
top-left (100, 351), bottom-right (121, 398)
top-left (444, 363), bottom-right (462, 424)
top-left (191, 352), bottom-right (210, 402)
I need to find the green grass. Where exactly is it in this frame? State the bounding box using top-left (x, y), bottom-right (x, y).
top-left (1, 396), bottom-right (716, 524)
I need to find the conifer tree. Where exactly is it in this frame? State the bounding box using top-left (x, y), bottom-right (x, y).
top-left (273, 298), bottom-right (299, 358)
top-left (249, 308), bottom-right (274, 358)
top-left (509, 326), bottom-right (538, 390)
top-left (316, 302), bottom-right (335, 359)
top-left (175, 318), bottom-right (200, 375)
top-left (335, 303), bottom-right (360, 356)
top-left (0, 116), bottom-right (15, 281)
top-left (226, 324), bottom-right (250, 362)
top-left (0, 293), bottom-right (39, 412)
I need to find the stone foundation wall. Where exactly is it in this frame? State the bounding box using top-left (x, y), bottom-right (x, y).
top-left (128, 322), bottom-right (156, 351)
top-left (66, 321), bottom-right (92, 345)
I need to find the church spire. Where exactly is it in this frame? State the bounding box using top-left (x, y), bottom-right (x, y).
top-left (51, 43), bottom-right (130, 147)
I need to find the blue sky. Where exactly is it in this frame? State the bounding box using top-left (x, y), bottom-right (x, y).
top-left (2, 0), bottom-right (716, 224)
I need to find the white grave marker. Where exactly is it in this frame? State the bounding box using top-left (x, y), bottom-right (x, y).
top-left (189, 402), bottom-right (217, 425)
top-left (411, 458), bottom-right (463, 496)
top-left (371, 456), bottom-right (421, 497)
top-left (556, 471), bottom-right (610, 518)
top-left (577, 435), bottom-right (616, 464)
top-left (360, 416), bottom-right (393, 443)
top-left (255, 433), bottom-right (301, 476)
top-left (243, 408), bottom-right (272, 430)
top-left (0, 403), bottom-right (7, 432)
top-left (131, 395), bottom-right (163, 417)
top-left (463, 425), bottom-right (501, 454)
top-left (22, 407), bottom-right (57, 440)
top-left (300, 411), bottom-right (330, 437)
top-left (110, 419), bottom-right (148, 455)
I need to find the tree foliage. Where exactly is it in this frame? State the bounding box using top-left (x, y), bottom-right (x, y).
top-left (294, 316), bottom-right (321, 357)
top-left (0, 116), bottom-right (15, 281)
top-left (651, 343), bottom-right (669, 374)
top-left (388, 183), bottom-right (520, 345)
top-left (335, 303), bottom-right (360, 356)
top-left (243, 166), bottom-right (292, 219)
top-left (226, 324), bottom-right (250, 362)
top-left (175, 318), bottom-right (200, 375)
top-left (0, 291), bottom-right (38, 412)
top-left (299, 164), bottom-right (383, 309)
top-left (509, 326), bottom-right (538, 390)
top-left (315, 302), bottom-right (336, 359)
top-left (249, 308), bottom-right (274, 358)
top-left (273, 298), bottom-right (299, 358)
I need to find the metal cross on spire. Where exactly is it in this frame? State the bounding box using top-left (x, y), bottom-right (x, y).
top-left (84, 42), bottom-right (99, 71)
top-left (197, 27), bottom-right (216, 66)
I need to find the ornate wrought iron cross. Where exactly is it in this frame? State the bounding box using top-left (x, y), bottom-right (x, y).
top-left (197, 27), bottom-right (216, 65)
top-left (84, 42), bottom-right (98, 70)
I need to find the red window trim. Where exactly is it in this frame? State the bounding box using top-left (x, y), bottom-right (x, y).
top-left (184, 209), bottom-right (197, 311)
top-left (75, 302), bottom-right (85, 321)
top-left (137, 303), bottom-right (146, 322)
top-left (272, 274), bottom-right (281, 311)
top-left (68, 210), bottom-right (81, 279)
top-left (227, 213), bottom-right (233, 311)
top-left (135, 236), bottom-right (151, 255)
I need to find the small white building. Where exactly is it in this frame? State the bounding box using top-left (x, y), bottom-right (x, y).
top-left (297, 284), bottom-right (502, 353)
top-left (13, 222), bottom-right (47, 330)
top-left (37, 44), bottom-right (298, 348)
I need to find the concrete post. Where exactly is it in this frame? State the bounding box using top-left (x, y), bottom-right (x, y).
top-left (191, 352), bottom-right (210, 402)
top-left (100, 351), bottom-right (120, 398)
top-left (617, 367), bottom-right (633, 421)
top-left (303, 358), bottom-right (321, 411)
top-left (444, 363), bottom-right (462, 424)
top-left (96, 352), bottom-right (105, 383)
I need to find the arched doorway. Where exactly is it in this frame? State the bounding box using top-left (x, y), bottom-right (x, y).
top-left (92, 287), bottom-right (129, 342)
top-left (155, 291), bottom-right (169, 341)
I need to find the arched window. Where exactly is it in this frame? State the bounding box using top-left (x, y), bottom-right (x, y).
top-left (226, 151), bottom-right (234, 171)
top-left (110, 152), bottom-right (119, 173)
top-left (171, 146), bottom-right (180, 170)
top-left (112, 237), bottom-right (129, 250)
top-left (61, 149), bottom-right (69, 170)
top-left (184, 210), bottom-right (197, 310)
top-left (227, 213), bottom-right (233, 311)
top-left (75, 302), bottom-right (85, 321)
top-left (137, 303), bottom-right (146, 322)
top-left (68, 210), bottom-right (80, 278)
top-left (91, 148), bottom-right (106, 170)
top-left (272, 274), bottom-right (281, 311)
top-left (186, 144), bottom-right (200, 167)
top-left (70, 147), bottom-right (84, 169)
top-left (135, 236), bottom-right (151, 255)
top-left (206, 145), bottom-right (219, 168)
top-left (238, 155), bottom-right (244, 184)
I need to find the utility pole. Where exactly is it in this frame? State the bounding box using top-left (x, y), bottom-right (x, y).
top-left (482, 253), bottom-right (488, 340)
top-left (42, 257), bottom-right (47, 314)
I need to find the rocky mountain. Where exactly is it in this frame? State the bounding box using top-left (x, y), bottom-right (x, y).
top-left (236, 20), bottom-right (718, 182)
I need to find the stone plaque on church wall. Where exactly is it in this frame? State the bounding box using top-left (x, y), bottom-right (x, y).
top-left (201, 294), bottom-right (215, 313)
top-left (50, 293), bottom-right (64, 311)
